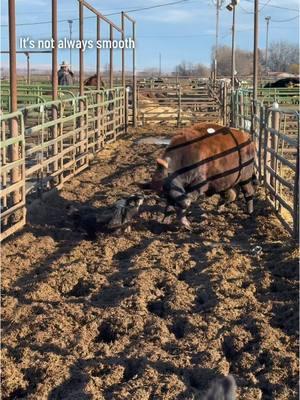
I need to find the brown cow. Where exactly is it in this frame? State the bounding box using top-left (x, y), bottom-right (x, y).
top-left (145, 122), bottom-right (255, 229)
top-left (84, 74), bottom-right (105, 88)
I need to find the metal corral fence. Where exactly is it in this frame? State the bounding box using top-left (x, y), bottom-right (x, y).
top-left (233, 89), bottom-right (299, 238)
top-left (1, 0), bottom-right (137, 241)
top-left (137, 80), bottom-right (226, 127)
top-left (1, 87), bottom-right (126, 241)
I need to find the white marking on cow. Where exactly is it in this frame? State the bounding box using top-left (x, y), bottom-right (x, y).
top-left (207, 128), bottom-right (215, 134)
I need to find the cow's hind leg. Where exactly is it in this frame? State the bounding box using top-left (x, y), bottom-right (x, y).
top-left (219, 188), bottom-right (237, 206)
top-left (240, 182), bottom-right (255, 214)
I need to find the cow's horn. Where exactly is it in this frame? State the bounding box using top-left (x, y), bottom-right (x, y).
top-left (156, 158), bottom-right (169, 169)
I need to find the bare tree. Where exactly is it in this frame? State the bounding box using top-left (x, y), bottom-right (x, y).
top-left (267, 41), bottom-right (299, 72)
top-left (174, 61), bottom-right (210, 77)
top-left (214, 45), bottom-right (262, 77)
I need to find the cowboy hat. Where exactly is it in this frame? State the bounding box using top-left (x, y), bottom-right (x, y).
top-left (60, 61), bottom-right (70, 67)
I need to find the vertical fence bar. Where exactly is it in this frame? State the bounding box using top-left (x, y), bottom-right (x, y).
top-left (125, 87), bottom-right (128, 133)
top-left (121, 12), bottom-right (125, 88)
top-left (8, 0), bottom-right (22, 206)
top-left (52, 0), bottom-right (58, 177)
top-left (252, 0), bottom-right (259, 138)
top-left (96, 16), bottom-right (101, 149)
top-left (223, 82), bottom-right (227, 126)
top-left (79, 1), bottom-right (84, 96)
top-left (271, 104), bottom-right (280, 199)
top-left (52, 0), bottom-right (58, 101)
top-left (109, 25), bottom-right (113, 88)
top-left (293, 115), bottom-right (299, 238)
top-left (79, 0), bottom-right (86, 166)
top-left (132, 21), bottom-right (137, 128)
top-left (258, 104), bottom-right (264, 181)
top-left (96, 17), bottom-right (101, 90)
top-left (177, 85), bottom-right (181, 128)
top-left (264, 110), bottom-right (271, 189)
top-left (26, 52), bottom-right (30, 84)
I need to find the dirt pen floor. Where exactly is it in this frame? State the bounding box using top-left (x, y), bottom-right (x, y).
top-left (2, 127), bottom-right (299, 400)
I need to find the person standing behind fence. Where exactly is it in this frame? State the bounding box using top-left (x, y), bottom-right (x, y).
top-left (58, 61), bottom-right (74, 85)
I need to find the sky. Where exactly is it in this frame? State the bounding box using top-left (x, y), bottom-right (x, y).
top-left (0, 0), bottom-right (299, 73)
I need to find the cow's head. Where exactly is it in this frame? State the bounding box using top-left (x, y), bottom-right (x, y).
top-left (139, 157), bottom-right (170, 193)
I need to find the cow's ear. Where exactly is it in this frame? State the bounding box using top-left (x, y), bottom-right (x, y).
top-left (156, 158), bottom-right (169, 169)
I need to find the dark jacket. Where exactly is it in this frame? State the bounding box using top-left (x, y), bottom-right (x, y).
top-left (58, 69), bottom-right (74, 85)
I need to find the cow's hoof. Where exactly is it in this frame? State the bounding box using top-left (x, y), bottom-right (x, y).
top-left (180, 217), bottom-right (192, 231)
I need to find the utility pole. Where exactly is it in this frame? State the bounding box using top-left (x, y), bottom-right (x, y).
top-left (68, 19), bottom-right (73, 68)
top-left (214, 0), bottom-right (220, 80)
top-left (231, 4), bottom-right (236, 90)
top-left (253, 0), bottom-right (259, 104)
top-left (265, 16), bottom-right (271, 75)
top-left (214, 0), bottom-right (223, 81)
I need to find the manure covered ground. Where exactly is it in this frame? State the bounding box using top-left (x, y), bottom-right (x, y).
top-left (2, 127), bottom-right (299, 400)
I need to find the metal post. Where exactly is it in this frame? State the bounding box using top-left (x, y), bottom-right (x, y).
top-left (52, 0), bottom-right (58, 177)
top-left (96, 17), bottom-right (101, 90)
top-left (109, 25), bottom-right (113, 88)
top-left (177, 85), bottom-right (181, 128)
top-left (96, 16), bottom-right (101, 149)
top-left (223, 82), bottom-right (228, 125)
top-left (79, 1), bottom-right (84, 96)
top-left (253, 0), bottom-right (259, 104)
top-left (257, 104), bottom-right (264, 181)
top-left (294, 119), bottom-right (299, 238)
top-left (270, 103), bottom-right (280, 199)
top-left (52, 0), bottom-right (58, 100)
top-left (25, 52), bottom-right (30, 84)
top-left (121, 12), bottom-right (125, 87)
top-left (68, 20), bottom-right (73, 69)
top-left (8, 0), bottom-right (20, 202)
top-left (132, 21), bottom-right (137, 128)
top-left (78, 0), bottom-right (86, 166)
top-left (231, 5), bottom-right (236, 90)
top-left (265, 16), bottom-right (271, 76)
top-left (125, 87), bottom-right (128, 133)
top-left (214, 0), bottom-right (220, 81)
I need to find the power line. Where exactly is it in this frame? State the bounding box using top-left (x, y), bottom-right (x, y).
top-left (244, 0), bottom-right (299, 12)
top-left (271, 15), bottom-right (300, 22)
top-left (0, 0), bottom-right (191, 27)
top-left (259, 0), bottom-right (272, 11)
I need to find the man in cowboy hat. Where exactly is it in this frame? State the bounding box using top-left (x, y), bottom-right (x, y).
top-left (58, 61), bottom-right (74, 85)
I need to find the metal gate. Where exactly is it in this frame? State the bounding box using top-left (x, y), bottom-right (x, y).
top-left (137, 80), bottom-right (223, 127)
top-left (233, 89), bottom-right (299, 238)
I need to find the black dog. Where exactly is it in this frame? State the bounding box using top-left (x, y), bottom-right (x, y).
top-left (67, 195), bottom-right (144, 240)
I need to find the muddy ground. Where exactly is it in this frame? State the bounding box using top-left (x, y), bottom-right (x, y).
top-left (2, 127), bottom-right (299, 400)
